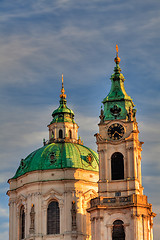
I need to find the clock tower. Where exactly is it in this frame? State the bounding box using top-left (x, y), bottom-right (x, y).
top-left (88, 46), bottom-right (156, 240)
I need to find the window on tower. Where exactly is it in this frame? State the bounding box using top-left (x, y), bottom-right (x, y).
top-left (111, 152), bottom-right (124, 180)
top-left (47, 200), bottom-right (60, 235)
top-left (20, 205), bottom-right (25, 240)
top-left (59, 129), bottom-right (63, 139)
top-left (69, 130), bottom-right (72, 139)
top-left (112, 220), bottom-right (125, 240)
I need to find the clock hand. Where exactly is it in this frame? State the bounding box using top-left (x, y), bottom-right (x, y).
top-left (114, 131), bottom-right (123, 137)
top-left (114, 131), bottom-right (120, 135)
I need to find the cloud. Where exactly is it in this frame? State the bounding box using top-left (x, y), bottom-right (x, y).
top-left (0, 173), bottom-right (12, 184)
top-left (0, 231), bottom-right (8, 240)
top-left (0, 0), bottom-right (159, 239)
top-left (0, 222), bottom-right (9, 229)
top-left (0, 207), bottom-right (8, 218)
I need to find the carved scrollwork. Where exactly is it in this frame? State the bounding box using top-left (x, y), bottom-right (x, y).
top-left (94, 133), bottom-right (104, 143)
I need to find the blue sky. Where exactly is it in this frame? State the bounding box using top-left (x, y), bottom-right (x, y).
top-left (0, 0), bottom-right (160, 239)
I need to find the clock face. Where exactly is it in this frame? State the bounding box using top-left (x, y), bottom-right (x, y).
top-left (108, 123), bottom-right (124, 140)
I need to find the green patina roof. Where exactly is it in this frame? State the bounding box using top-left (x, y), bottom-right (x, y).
top-left (13, 143), bottom-right (99, 179)
top-left (51, 98), bottom-right (75, 124)
top-left (102, 51), bottom-right (136, 121)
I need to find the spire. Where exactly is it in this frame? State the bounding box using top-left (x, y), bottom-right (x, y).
top-left (60, 74), bottom-right (66, 99)
top-left (50, 75), bottom-right (75, 124)
top-left (102, 46), bottom-right (136, 121)
top-left (112, 44), bottom-right (124, 81)
top-left (114, 44), bottom-right (121, 65)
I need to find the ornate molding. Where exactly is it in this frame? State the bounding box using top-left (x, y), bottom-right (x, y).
top-left (94, 133), bottom-right (105, 143)
top-left (43, 188), bottom-right (62, 199)
top-left (42, 188), bottom-right (64, 208)
top-left (27, 192), bottom-right (42, 198)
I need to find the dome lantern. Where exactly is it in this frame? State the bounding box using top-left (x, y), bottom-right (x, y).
top-left (48, 75), bottom-right (81, 144)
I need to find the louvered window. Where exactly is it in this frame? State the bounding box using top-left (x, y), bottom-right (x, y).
top-left (69, 130), bottom-right (72, 139)
top-left (111, 152), bottom-right (124, 180)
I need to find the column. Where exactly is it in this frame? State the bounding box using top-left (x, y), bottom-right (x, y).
top-left (126, 145), bottom-right (131, 178)
top-left (9, 201), bottom-right (13, 240)
top-left (36, 192), bottom-right (42, 236)
top-left (59, 202), bottom-right (64, 234)
top-left (98, 150), bottom-right (105, 182)
top-left (13, 201), bottom-right (17, 240)
top-left (124, 224), bottom-right (130, 240)
top-left (42, 203), bottom-right (47, 236)
top-left (106, 224), bottom-right (112, 240)
top-left (108, 155), bottom-right (111, 182)
top-left (103, 149), bottom-right (107, 182)
top-left (16, 208), bottom-right (19, 240)
top-left (24, 203), bottom-right (28, 239)
top-left (90, 217), bottom-right (95, 240)
top-left (133, 147), bottom-right (137, 179)
top-left (131, 213), bottom-right (139, 240)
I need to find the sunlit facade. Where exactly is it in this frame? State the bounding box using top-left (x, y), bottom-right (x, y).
top-left (7, 48), bottom-right (155, 240)
top-left (88, 47), bottom-right (156, 240)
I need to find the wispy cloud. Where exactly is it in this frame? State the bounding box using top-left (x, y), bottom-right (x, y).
top-left (0, 0), bottom-right (159, 238)
top-left (0, 207), bottom-right (8, 218)
top-left (0, 231), bottom-right (8, 240)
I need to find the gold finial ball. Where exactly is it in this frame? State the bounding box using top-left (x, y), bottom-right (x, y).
top-left (114, 56), bottom-right (121, 64)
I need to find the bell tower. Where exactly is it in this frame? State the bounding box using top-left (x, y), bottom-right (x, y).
top-left (88, 46), bottom-right (156, 240)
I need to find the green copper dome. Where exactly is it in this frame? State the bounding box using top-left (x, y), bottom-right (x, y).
top-left (13, 143), bottom-right (99, 179)
top-left (102, 47), bottom-right (136, 121)
top-left (51, 98), bottom-right (75, 124)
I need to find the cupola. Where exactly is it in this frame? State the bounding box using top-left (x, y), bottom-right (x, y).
top-left (47, 75), bottom-right (81, 144)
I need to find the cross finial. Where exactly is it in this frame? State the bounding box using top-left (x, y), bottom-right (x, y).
top-left (114, 44), bottom-right (121, 64)
top-left (60, 74), bottom-right (66, 99)
top-left (62, 73), bottom-right (63, 84)
top-left (116, 44), bottom-right (119, 55)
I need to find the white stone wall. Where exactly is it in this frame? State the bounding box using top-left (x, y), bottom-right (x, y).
top-left (97, 120), bottom-right (143, 197)
top-left (48, 122), bottom-right (79, 142)
top-left (8, 169), bottom-right (98, 240)
top-left (90, 207), bottom-right (154, 240)
top-left (88, 118), bottom-right (155, 240)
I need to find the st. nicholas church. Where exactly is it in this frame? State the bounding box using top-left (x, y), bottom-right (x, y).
top-left (7, 47), bottom-right (156, 240)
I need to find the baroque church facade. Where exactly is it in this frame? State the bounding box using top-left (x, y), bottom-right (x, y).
top-left (7, 47), bottom-right (155, 240)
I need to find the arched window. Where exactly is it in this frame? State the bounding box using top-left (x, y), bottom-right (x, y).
top-left (111, 152), bottom-right (124, 180)
top-left (47, 201), bottom-right (60, 235)
top-left (69, 130), bottom-right (72, 139)
top-left (59, 129), bottom-right (63, 139)
top-left (20, 205), bottom-right (25, 239)
top-left (112, 220), bottom-right (125, 240)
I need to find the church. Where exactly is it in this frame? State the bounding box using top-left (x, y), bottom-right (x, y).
top-left (7, 47), bottom-right (156, 240)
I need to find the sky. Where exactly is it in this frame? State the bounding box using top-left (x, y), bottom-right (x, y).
top-left (0, 0), bottom-right (160, 239)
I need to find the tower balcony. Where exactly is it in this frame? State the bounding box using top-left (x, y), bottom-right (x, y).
top-left (88, 194), bottom-right (150, 210)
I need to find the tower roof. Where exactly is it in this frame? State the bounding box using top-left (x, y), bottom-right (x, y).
top-left (12, 143), bottom-right (99, 179)
top-left (102, 46), bottom-right (136, 121)
top-left (50, 75), bottom-right (75, 124)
